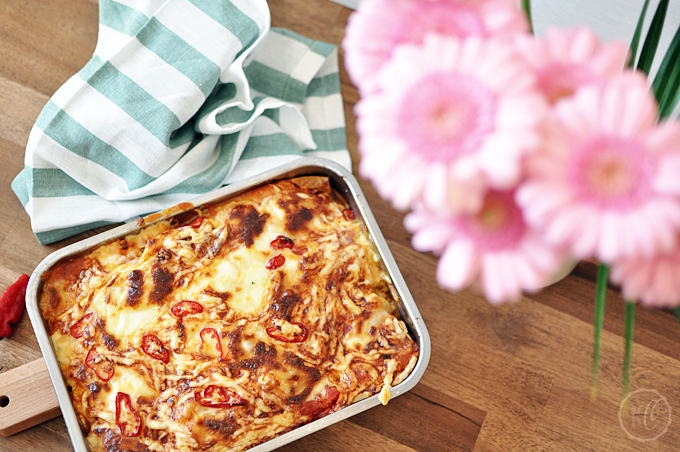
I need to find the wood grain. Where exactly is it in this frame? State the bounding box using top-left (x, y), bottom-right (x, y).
top-left (0, 0), bottom-right (679, 451)
top-left (0, 358), bottom-right (61, 437)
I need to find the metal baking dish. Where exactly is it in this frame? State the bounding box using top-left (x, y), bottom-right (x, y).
top-left (25, 157), bottom-right (431, 452)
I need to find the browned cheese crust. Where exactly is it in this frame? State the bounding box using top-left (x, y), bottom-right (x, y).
top-left (39, 177), bottom-right (419, 452)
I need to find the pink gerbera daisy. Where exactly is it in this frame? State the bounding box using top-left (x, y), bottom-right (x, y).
top-left (356, 35), bottom-right (546, 213)
top-left (343, 0), bottom-right (528, 93)
top-left (517, 72), bottom-right (680, 263)
top-left (405, 189), bottom-right (567, 303)
top-left (514, 27), bottom-right (629, 104)
top-left (611, 246), bottom-right (680, 308)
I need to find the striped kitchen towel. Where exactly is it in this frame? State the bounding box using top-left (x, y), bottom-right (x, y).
top-left (11, 0), bottom-right (349, 245)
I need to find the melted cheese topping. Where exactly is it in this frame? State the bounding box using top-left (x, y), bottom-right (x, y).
top-left (39, 177), bottom-right (419, 452)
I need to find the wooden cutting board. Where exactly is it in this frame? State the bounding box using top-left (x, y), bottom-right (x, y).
top-left (0, 358), bottom-right (61, 437)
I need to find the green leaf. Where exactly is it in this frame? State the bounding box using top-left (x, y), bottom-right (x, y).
top-left (653, 22), bottom-right (680, 118)
top-left (591, 264), bottom-right (609, 400)
top-left (637, 0), bottom-right (670, 75)
top-left (629, 0), bottom-right (653, 68)
top-left (674, 307), bottom-right (680, 323)
top-left (521, 0), bottom-right (533, 34)
top-left (622, 301), bottom-right (636, 398)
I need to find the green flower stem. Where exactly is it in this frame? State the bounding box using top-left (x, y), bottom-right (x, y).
top-left (674, 307), bottom-right (680, 324)
top-left (591, 263), bottom-right (609, 399)
top-left (628, 0), bottom-right (652, 68)
top-left (521, 0), bottom-right (533, 34)
top-left (649, 1), bottom-right (680, 119)
top-left (623, 301), bottom-right (636, 398)
top-left (637, 0), bottom-right (670, 75)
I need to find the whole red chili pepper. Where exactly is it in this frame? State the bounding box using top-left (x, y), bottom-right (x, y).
top-left (270, 235), bottom-right (294, 249)
top-left (0, 274), bottom-right (29, 338)
top-left (171, 300), bottom-right (204, 317)
top-left (194, 385), bottom-right (245, 408)
top-left (141, 334), bottom-right (170, 363)
top-left (85, 348), bottom-right (115, 381)
top-left (266, 322), bottom-right (308, 343)
top-left (199, 328), bottom-right (224, 359)
top-left (115, 392), bottom-right (142, 437)
top-left (265, 254), bottom-right (285, 270)
top-left (70, 312), bottom-right (95, 338)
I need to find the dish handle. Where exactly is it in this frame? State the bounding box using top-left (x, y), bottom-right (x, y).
top-left (0, 358), bottom-right (61, 436)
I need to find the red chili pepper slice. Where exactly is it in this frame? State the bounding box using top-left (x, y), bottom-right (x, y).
top-left (0, 274), bottom-right (29, 338)
top-left (270, 235), bottom-right (294, 249)
top-left (301, 385), bottom-right (340, 417)
top-left (199, 328), bottom-right (223, 360)
top-left (141, 334), bottom-right (170, 363)
top-left (190, 216), bottom-right (204, 229)
top-left (85, 348), bottom-right (115, 381)
top-left (266, 321), bottom-right (308, 343)
top-left (342, 209), bottom-right (355, 221)
top-left (70, 312), bottom-right (95, 338)
top-left (265, 254), bottom-right (285, 270)
top-left (171, 300), bottom-right (204, 317)
top-left (115, 392), bottom-right (142, 437)
top-left (194, 385), bottom-right (246, 408)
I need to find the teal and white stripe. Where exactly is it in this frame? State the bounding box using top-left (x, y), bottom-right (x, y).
top-left (12, 0), bottom-right (349, 245)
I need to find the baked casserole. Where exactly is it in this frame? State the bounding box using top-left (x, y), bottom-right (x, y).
top-left (38, 176), bottom-right (420, 452)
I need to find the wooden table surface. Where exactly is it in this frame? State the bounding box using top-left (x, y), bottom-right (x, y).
top-left (1, 1), bottom-right (680, 451)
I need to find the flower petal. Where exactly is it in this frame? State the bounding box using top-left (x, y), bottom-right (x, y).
top-left (437, 239), bottom-right (479, 291)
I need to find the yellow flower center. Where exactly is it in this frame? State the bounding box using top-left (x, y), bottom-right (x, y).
top-left (586, 151), bottom-right (634, 197)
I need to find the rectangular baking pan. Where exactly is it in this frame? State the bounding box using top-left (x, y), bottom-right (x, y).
top-left (25, 157), bottom-right (431, 452)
